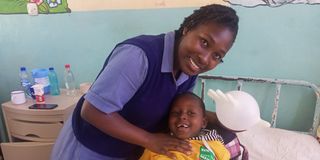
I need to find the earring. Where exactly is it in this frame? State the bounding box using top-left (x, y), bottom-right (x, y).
top-left (182, 28), bottom-right (188, 35)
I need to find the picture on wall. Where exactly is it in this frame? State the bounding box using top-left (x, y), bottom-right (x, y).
top-left (225, 0), bottom-right (320, 7)
top-left (0, 0), bottom-right (70, 14)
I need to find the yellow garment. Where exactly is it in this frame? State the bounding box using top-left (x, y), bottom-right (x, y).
top-left (139, 140), bottom-right (230, 160)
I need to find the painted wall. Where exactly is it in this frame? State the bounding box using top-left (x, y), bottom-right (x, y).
top-left (67, 0), bottom-right (227, 11)
top-left (1, 4), bottom-right (320, 141)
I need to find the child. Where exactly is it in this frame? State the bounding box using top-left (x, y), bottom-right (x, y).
top-left (139, 92), bottom-right (230, 160)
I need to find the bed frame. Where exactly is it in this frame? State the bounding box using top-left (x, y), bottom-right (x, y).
top-left (198, 74), bottom-right (320, 136)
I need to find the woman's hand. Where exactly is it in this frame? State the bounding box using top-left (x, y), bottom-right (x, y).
top-left (143, 133), bottom-right (192, 159)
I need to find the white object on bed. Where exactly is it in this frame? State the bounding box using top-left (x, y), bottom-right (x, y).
top-left (237, 120), bottom-right (320, 160)
top-left (208, 89), bottom-right (261, 131)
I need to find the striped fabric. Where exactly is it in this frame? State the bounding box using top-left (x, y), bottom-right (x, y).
top-left (189, 129), bottom-right (224, 143)
top-left (225, 137), bottom-right (248, 160)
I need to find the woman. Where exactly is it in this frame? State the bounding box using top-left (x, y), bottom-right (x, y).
top-left (52, 4), bottom-right (239, 160)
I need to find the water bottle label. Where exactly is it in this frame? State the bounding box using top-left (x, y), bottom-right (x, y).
top-left (21, 79), bottom-right (30, 86)
top-left (65, 83), bottom-right (69, 89)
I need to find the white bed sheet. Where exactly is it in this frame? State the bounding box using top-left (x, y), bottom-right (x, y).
top-left (236, 123), bottom-right (320, 160)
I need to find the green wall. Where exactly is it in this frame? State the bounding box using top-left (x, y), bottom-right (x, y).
top-left (1, 4), bottom-right (320, 141)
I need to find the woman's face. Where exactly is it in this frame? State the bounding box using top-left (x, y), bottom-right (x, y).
top-left (168, 96), bottom-right (207, 139)
top-left (175, 22), bottom-right (234, 76)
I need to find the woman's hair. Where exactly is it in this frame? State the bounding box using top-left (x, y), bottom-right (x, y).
top-left (170, 92), bottom-right (206, 115)
top-left (178, 4), bottom-right (239, 42)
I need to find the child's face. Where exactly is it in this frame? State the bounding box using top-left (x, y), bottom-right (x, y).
top-left (168, 96), bottom-right (207, 139)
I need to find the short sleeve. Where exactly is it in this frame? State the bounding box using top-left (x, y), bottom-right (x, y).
top-left (84, 44), bottom-right (148, 113)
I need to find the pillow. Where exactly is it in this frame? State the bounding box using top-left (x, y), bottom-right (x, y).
top-left (236, 122), bottom-right (320, 160)
top-left (254, 119), bottom-right (271, 128)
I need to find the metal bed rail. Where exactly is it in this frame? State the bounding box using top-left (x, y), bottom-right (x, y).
top-left (198, 74), bottom-right (320, 136)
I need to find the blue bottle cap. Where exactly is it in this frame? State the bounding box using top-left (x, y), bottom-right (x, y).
top-left (49, 67), bottom-right (54, 71)
top-left (20, 67), bottom-right (26, 71)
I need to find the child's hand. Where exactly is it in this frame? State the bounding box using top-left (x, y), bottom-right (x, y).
top-left (144, 133), bottom-right (192, 159)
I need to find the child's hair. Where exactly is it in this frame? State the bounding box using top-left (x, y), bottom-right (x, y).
top-left (178, 4), bottom-right (239, 43)
top-left (170, 92), bottom-right (206, 115)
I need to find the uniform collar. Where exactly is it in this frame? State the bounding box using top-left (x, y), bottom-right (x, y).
top-left (161, 31), bottom-right (189, 86)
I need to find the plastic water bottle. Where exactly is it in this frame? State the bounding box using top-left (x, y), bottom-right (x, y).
top-left (19, 67), bottom-right (32, 97)
top-left (48, 67), bottom-right (60, 95)
top-left (64, 64), bottom-right (76, 96)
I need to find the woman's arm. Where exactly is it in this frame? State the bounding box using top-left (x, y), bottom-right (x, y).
top-left (81, 100), bottom-right (192, 159)
top-left (81, 44), bottom-right (191, 158)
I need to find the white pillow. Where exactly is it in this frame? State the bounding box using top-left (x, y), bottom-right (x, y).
top-left (236, 120), bottom-right (320, 160)
top-left (254, 119), bottom-right (271, 128)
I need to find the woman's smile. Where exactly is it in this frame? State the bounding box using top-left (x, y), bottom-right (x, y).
top-left (189, 57), bottom-right (200, 72)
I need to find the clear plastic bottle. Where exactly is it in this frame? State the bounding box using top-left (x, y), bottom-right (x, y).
top-left (64, 64), bottom-right (76, 96)
top-left (48, 67), bottom-right (60, 95)
top-left (19, 67), bottom-right (32, 97)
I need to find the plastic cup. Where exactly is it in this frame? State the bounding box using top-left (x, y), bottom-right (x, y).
top-left (11, 90), bottom-right (26, 104)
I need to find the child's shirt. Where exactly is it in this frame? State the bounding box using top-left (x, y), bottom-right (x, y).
top-left (139, 129), bottom-right (230, 160)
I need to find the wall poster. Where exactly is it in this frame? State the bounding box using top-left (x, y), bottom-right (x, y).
top-left (0, 0), bottom-right (70, 14)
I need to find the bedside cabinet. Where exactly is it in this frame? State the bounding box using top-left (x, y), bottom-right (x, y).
top-left (1, 89), bottom-right (81, 142)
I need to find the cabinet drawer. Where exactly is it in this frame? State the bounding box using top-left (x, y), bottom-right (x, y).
top-left (1, 142), bottom-right (54, 160)
top-left (9, 119), bottom-right (63, 142)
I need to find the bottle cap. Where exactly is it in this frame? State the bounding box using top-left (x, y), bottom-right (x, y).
top-left (65, 64), bottom-right (70, 68)
top-left (20, 67), bottom-right (26, 71)
top-left (49, 67), bottom-right (54, 71)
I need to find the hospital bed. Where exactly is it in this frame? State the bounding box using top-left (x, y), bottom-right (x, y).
top-left (198, 74), bottom-right (320, 160)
